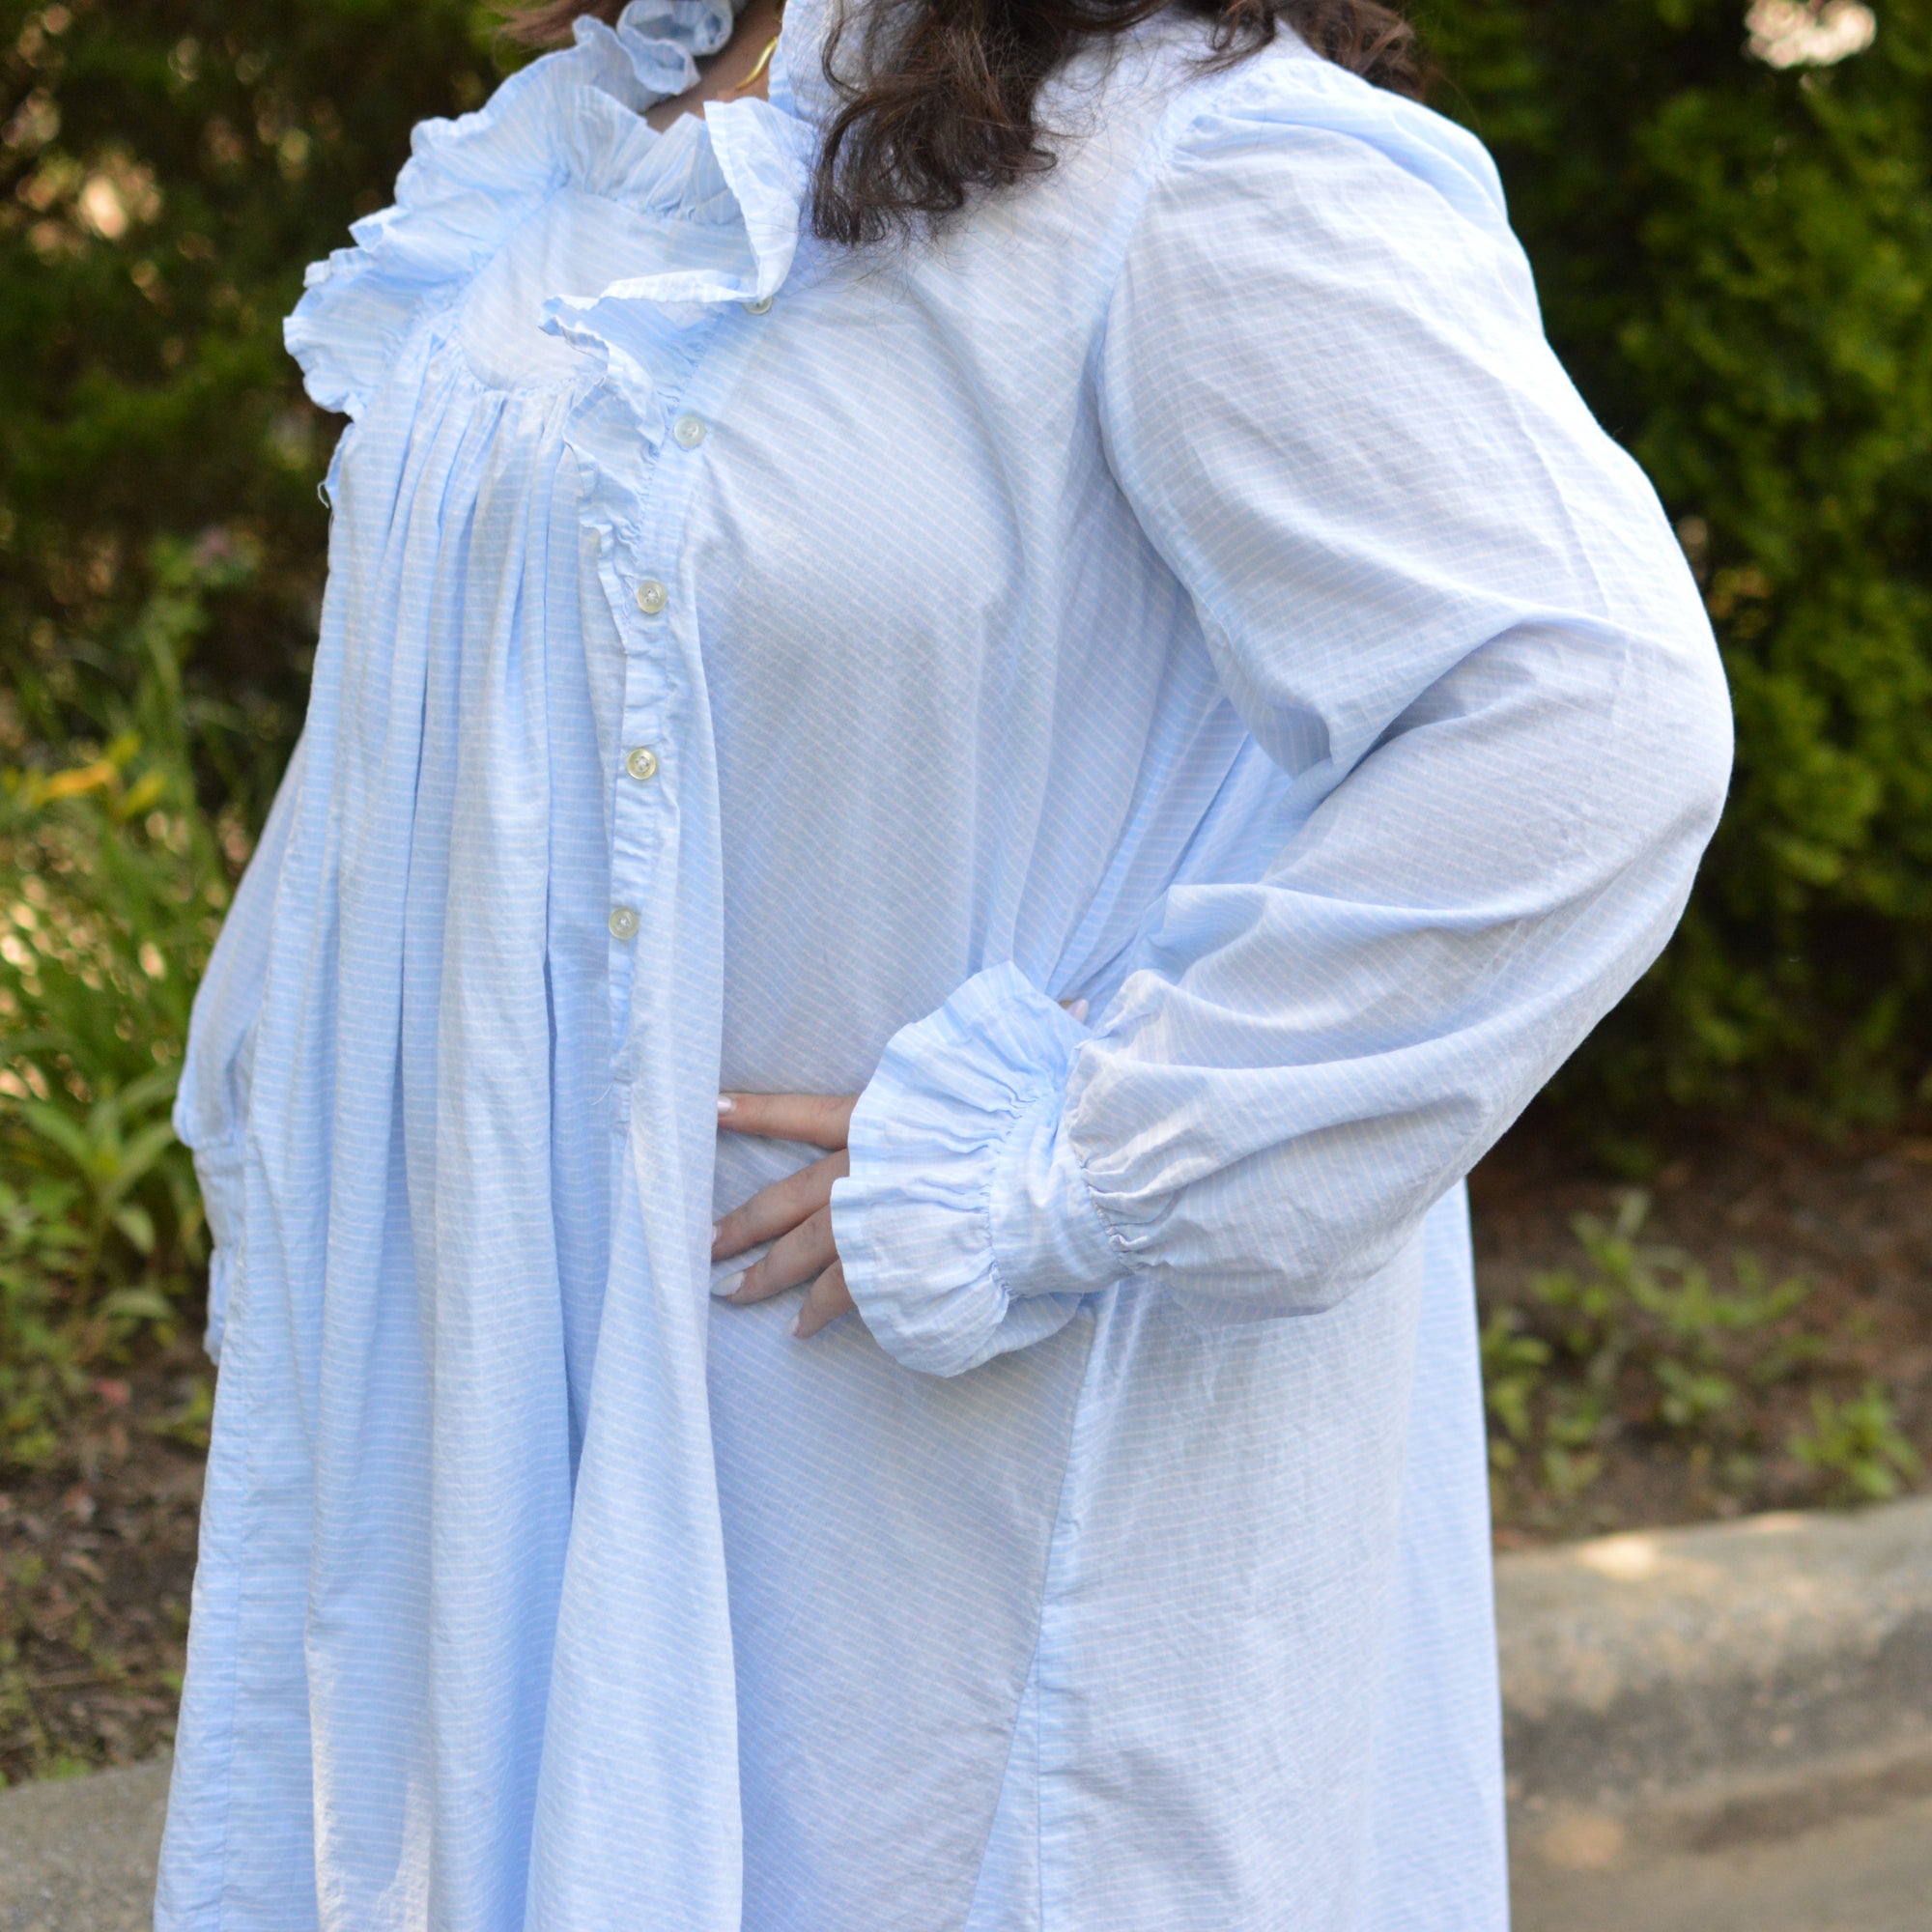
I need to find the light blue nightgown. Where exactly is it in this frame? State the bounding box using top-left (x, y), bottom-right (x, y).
top-left (159, 3), bottom-right (1732, 1926)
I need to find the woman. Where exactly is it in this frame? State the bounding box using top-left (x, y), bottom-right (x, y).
top-left (158, 0), bottom-right (1730, 1924)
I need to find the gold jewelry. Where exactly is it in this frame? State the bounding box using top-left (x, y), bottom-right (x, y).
top-left (728, 33), bottom-right (781, 96)
top-left (727, 0), bottom-right (785, 98)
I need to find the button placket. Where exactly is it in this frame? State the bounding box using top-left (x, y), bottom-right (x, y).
top-left (602, 321), bottom-right (763, 1072)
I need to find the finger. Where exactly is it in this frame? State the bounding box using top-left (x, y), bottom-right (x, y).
top-left (726, 1205), bottom-right (838, 1304)
top-left (793, 1260), bottom-right (855, 1340)
top-left (716, 1091), bottom-right (856, 1150)
top-left (713, 1150), bottom-right (848, 1261)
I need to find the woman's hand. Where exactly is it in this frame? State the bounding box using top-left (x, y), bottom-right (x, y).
top-left (712, 1092), bottom-right (860, 1339)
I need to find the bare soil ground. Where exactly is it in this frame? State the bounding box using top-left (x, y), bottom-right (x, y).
top-left (4, 1117), bottom-right (1930, 1782)
top-left (0, 1347), bottom-right (205, 1786)
top-left (1473, 1117), bottom-right (1932, 1545)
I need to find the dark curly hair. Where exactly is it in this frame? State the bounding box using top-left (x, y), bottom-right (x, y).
top-left (505, 0), bottom-right (1421, 244)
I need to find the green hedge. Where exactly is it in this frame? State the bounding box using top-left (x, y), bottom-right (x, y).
top-left (4, 0), bottom-right (1931, 1127)
top-left (1423, 0), bottom-right (1932, 1122)
top-left (0, 0), bottom-right (498, 1454)
top-left (0, 0), bottom-right (497, 819)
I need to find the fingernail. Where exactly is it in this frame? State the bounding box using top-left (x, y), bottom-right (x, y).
top-left (1067, 998), bottom-right (1089, 1022)
top-left (717, 1094), bottom-right (735, 1116)
top-left (712, 1271), bottom-right (745, 1299)
top-left (788, 1312), bottom-right (804, 1338)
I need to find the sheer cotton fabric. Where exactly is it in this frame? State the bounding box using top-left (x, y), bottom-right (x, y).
top-left (160, 3), bottom-right (1731, 1927)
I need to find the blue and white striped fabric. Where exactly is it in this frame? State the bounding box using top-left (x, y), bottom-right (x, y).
top-left (158, 1), bottom-right (1731, 1925)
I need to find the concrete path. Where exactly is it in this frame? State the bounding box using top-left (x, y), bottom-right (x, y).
top-left (1512, 1773), bottom-right (1932, 1931)
top-left (7, 1751), bottom-right (1932, 1931)
top-left (6, 1497), bottom-right (1932, 1929)
top-left (1497, 1496), bottom-right (1932, 1930)
top-left (0, 1758), bottom-right (167, 1932)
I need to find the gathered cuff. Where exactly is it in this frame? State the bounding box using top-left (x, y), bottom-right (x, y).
top-left (831, 963), bottom-right (1124, 1378)
top-left (190, 1144), bottom-right (246, 1364)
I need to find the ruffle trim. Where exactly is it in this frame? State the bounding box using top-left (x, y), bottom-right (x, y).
top-left (831, 962), bottom-right (1122, 1378)
top-left (188, 1147), bottom-right (244, 1363)
top-left (283, 0), bottom-right (811, 418)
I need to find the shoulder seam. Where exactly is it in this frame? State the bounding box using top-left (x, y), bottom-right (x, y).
top-left (1090, 37), bottom-right (1371, 319)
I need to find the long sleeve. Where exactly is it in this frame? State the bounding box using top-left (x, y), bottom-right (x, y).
top-left (174, 734), bottom-right (307, 1358)
top-left (830, 62), bottom-right (1732, 1377)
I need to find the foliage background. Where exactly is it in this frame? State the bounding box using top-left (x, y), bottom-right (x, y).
top-left (1419, 0), bottom-right (1932, 1127)
top-left (0, 0), bottom-right (502, 1467)
top-left (0, 0), bottom-right (1927, 1460)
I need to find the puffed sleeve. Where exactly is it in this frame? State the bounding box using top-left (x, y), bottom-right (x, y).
top-left (830, 60), bottom-right (1732, 1376)
top-left (173, 735), bottom-right (306, 1360)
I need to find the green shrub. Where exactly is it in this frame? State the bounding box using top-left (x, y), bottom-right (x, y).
top-left (2, 0), bottom-right (1930, 1183)
top-left (0, 541), bottom-right (245, 1464)
top-left (0, 0), bottom-right (501, 1461)
top-left (1422, 0), bottom-right (1932, 1123)
top-left (1790, 1381), bottom-right (1924, 1499)
top-left (1481, 1189), bottom-right (1823, 1514)
top-left (0, 0), bottom-right (497, 824)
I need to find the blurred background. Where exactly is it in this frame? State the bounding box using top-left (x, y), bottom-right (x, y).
top-left (0, 0), bottom-right (1928, 1792)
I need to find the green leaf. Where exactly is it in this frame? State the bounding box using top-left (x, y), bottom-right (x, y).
top-left (110, 1205), bottom-right (157, 1257)
top-left (99, 1286), bottom-right (174, 1325)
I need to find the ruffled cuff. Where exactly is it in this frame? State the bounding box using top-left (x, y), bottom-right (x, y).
top-left (191, 1145), bottom-right (246, 1364)
top-left (830, 963), bottom-right (1125, 1378)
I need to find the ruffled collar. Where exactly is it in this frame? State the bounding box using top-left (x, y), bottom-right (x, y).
top-left (565, 0), bottom-right (846, 131)
top-left (544, 0), bottom-right (829, 312)
top-left (285, 0), bottom-right (842, 412)
top-left (543, 0), bottom-right (843, 308)
top-left (765, 0), bottom-right (846, 128)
